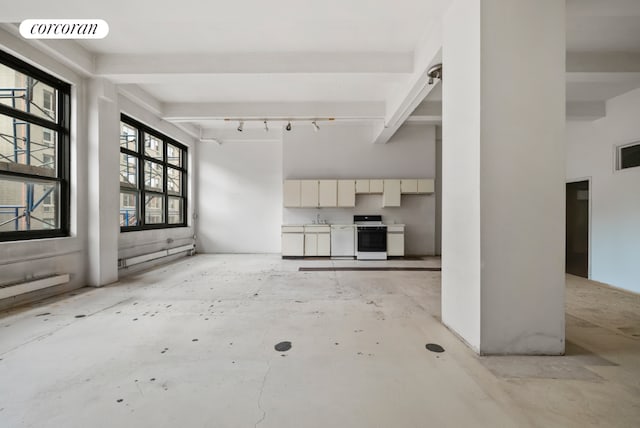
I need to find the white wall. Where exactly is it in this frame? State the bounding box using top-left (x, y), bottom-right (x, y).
top-left (442, 0), bottom-right (565, 355)
top-left (0, 27), bottom-right (89, 308)
top-left (283, 123), bottom-right (437, 255)
top-left (197, 140), bottom-right (283, 253)
top-left (567, 88), bottom-right (640, 294)
top-left (117, 95), bottom-right (197, 268)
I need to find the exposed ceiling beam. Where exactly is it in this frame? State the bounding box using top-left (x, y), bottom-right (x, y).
top-left (95, 52), bottom-right (413, 79)
top-left (0, 24), bottom-right (94, 78)
top-left (200, 127), bottom-right (283, 144)
top-left (373, 20), bottom-right (443, 144)
top-left (117, 84), bottom-right (164, 117)
top-left (163, 101), bottom-right (385, 122)
top-left (566, 52), bottom-right (640, 73)
top-left (566, 101), bottom-right (606, 121)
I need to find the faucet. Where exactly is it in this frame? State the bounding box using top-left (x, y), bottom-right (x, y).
top-left (316, 213), bottom-right (321, 224)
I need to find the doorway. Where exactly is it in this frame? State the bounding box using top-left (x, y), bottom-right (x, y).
top-left (566, 180), bottom-right (589, 278)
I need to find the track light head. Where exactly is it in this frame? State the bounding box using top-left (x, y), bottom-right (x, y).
top-left (286, 121), bottom-right (292, 131)
top-left (264, 120), bottom-right (269, 132)
top-left (312, 121), bottom-right (320, 132)
top-left (427, 63), bottom-right (442, 85)
top-left (237, 120), bottom-right (244, 132)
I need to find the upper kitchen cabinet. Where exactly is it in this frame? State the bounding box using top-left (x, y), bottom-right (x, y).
top-left (355, 179), bottom-right (369, 193)
top-left (382, 179), bottom-right (401, 207)
top-left (300, 180), bottom-right (320, 207)
top-left (369, 179), bottom-right (384, 193)
top-left (417, 179), bottom-right (435, 194)
top-left (400, 179), bottom-right (418, 194)
top-left (283, 180), bottom-right (301, 207)
top-left (337, 180), bottom-right (356, 207)
top-left (318, 180), bottom-right (338, 207)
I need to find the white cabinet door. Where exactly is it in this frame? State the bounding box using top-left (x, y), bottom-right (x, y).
top-left (417, 179), bottom-right (435, 194)
top-left (387, 233), bottom-right (404, 256)
top-left (304, 233), bottom-right (318, 256)
top-left (282, 233), bottom-right (304, 256)
top-left (355, 179), bottom-right (369, 193)
top-left (369, 179), bottom-right (383, 193)
top-left (318, 180), bottom-right (337, 207)
top-left (382, 179), bottom-right (401, 207)
top-left (401, 179), bottom-right (418, 194)
top-left (283, 180), bottom-right (301, 207)
top-left (317, 233), bottom-right (331, 256)
top-left (337, 180), bottom-right (356, 207)
top-left (300, 180), bottom-right (319, 207)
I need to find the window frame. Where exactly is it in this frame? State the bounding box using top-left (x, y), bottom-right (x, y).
top-left (616, 140), bottom-right (640, 171)
top-left (119, 114), bottom-right (187, 232)
top-left (0, 50), bottom-right (71, 242)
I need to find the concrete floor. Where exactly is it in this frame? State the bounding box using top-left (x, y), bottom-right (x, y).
top-left (0, 254), bottom-right (638, 428)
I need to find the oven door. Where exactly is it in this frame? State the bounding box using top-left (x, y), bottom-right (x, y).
top-left (357, 226), bottom-right (387, 252)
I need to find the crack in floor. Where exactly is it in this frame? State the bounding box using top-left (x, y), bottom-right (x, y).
top-left (254, 361), bottom-right (272, 428)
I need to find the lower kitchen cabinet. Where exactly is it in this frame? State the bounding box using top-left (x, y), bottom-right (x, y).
top-left (304, 225), bottom-right (331, 256)
top-left (387, 224), bottom-right (405, 256)
top-left (282, 226), bottom-right (305, 256)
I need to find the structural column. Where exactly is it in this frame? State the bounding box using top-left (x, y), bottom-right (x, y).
top-left (441, 0), bottom-right (565, 354)
top-left (86, 78), bottom-right (120, 286)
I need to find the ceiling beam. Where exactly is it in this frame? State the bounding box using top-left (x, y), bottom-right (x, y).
top-left (566, 101), bottom-right (606, 121)
top-left (373, 20), bottom-right (443, 144)
top-left (95, 52), bottom-right (413, 79)
top-left (200, 127), bottom-right (283, 144)
top-left (567, 52), bottom-right (640, 73)
top-left (163, 101), bottom-right (385, 121)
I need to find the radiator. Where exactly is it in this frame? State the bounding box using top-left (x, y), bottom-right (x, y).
top-left (118, 244), bottom-right (195, 269)
top-left (0, 274), bottom-right (70, 300)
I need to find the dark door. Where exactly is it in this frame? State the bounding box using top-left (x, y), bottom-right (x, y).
top-left (566, 181), bottom-right (589, 277)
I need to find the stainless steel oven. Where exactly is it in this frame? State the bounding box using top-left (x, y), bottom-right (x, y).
top-left (354, 215), bottom-right (387, 260)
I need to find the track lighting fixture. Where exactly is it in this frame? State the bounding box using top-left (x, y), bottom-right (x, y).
top-left (427, 63), bottom-right (442, 85)
top-left (224, 118), bottom-right (334, 132)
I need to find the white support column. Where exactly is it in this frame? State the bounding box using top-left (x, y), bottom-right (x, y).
top-left (442, 0), bottom-right (565, 354)
top-left (87, 78), bottom-right (120, 286)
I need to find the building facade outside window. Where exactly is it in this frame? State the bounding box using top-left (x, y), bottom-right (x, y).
top-left (119, 114), bottom-right (187, 231)
top-left (0, 50), bottom-right (71, 241)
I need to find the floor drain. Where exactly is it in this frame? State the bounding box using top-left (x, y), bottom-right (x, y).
top-left (426, 343), bottom-right (445, 353)
top-left (275, 341), bottom-right (292, 352)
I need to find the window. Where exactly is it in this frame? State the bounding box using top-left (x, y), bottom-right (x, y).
top-left (617, 141), bottom-right (640, 170)
top-left (0, 50), bottom-right (70, 241)
top-left (119, 115), bottom-right (187, 231)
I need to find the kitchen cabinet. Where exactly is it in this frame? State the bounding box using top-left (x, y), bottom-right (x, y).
top-left (304, 233), bottom-right (317, 256)
top-left (300, 180), bottom-right (319, 207)
top-left (401, 179), bottom-right (418, 194)
top-left (355, 179), bottom-right (369, 193)
top-left (317, 233), bottom-right (331, 256)
top-left (337, 180), bottom-right (356, 207)
top-left (387, 224), bottom-right (405, 256)
top-left (318, 180), bottom-right (337, 207)
top-left (382, 179), bottom-right (401, 207)
top-left (283, 180), bottom-right (301, 207)
top-left (369, 179), bottom-right (383, 193)
top-left (304, 225), bottom-right (331, 256)
top-left (281, 225), bottom-right (304, 256)
top-left (417, 179), bottom-right (435, 194)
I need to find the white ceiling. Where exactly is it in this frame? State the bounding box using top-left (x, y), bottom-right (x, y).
top-left (4, 0), bottom-right (640, 135)
top-left (566, 0), bottom-right (640, 52)
top-left (5, 0), bottom-right (451, 54)
top-left (137, 73), bottom-right (407, 103)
